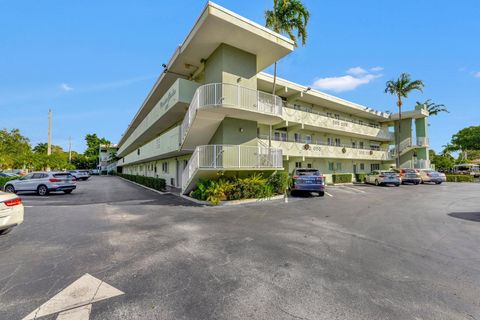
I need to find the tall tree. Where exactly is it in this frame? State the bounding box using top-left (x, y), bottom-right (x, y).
top-left (84, 133), bottom-right (110, 158)
top-left (0, 128), bottom-right (32, 170)
top-left (265, 0), bottom-right (309, 93)
top-left (448, 126), bottom-right (480, 160)
top-left (384, 73), bottom-right (424, 167)
top-left (415, 99), bottom-right (449, 116)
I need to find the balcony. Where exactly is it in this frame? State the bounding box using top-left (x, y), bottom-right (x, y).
top-left (282, 106), bottom-right (394, 141)
top-left (180, 83), bottom-right (284, 149)
top-left (182, 144), bottom-right (283, 193)
top-left (259, 136), bottom-right (392, 161)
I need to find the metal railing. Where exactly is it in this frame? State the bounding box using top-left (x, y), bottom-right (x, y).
top-left (399, 137), bottom-right (429, 153)
top-left (182, 144), bottom-right (283, 190)
top-left (401, 159), bottom-right (431, 169)
top-left (180, 83), bottom-right (283, 145)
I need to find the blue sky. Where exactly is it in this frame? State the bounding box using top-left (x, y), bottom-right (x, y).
top-left (1, 0), bottom-right (479, 153)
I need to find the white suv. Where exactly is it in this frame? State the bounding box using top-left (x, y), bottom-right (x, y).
top-left (4, 172), bottom-right (76, 196)
top-left (0, 191), bottom-right (24, 235)
top-left (68, 170), bottom-right (90, 181)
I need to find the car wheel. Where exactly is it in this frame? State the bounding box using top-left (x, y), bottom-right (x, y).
top-left (375, 179), bottom-right (379, 186)
top-left (395, 184), bottom-right (400, 187)
top-left (415, 181), bottom-right (420, 185)
top-left (37, 185), bottom-right (49, 196)
top-left (4, 184), bottom-right (15, 193)
top-left (0, 227), bottom-right (13, 236)
top-left (435, 182), bottom-right (442, 185)
top-left (421, 180), bottom-right (424, 184)
top-left (63, 190), bottom-right (73, 194)
top-left (318, 191), bottom-right (325, 197)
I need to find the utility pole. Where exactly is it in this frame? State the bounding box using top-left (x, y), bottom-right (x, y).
top-left (47, 109), bottom-right (52, 156)
top-left (47, 109), bottom-right (52, 171)
top-left (68, 136), bottom-right (72, 163)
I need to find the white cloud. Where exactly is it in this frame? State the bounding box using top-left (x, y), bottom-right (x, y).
top-left (370, 66), bottom-right (384, 72)
top-left (346, 67), bottom-right (368, 76)
top-left (474, 71), bottom-right (480, 78)
top-left (60, 83), bottom-right (73, 91)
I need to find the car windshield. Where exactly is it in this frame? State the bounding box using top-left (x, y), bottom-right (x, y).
top-left (404, 169), bottom-right (417, 173)
top-left (383, 172), bottom-right (396, 177)
top-left (296, 169), bottom-right (320, 176)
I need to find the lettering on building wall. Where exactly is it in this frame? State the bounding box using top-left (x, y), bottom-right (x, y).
top-left (160, 88), bottom-right (177, 109)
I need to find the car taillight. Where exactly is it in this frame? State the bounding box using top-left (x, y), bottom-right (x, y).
top-left (49, 178), bottom-right (60, 182)
top-left (72, 177), bottom-right (76, 181)
top-left (4, 197), bottom-right (22, 206)
top-left (293, 175), bottom-right (299, 180)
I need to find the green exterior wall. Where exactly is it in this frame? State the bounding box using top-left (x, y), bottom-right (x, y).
top-left (204, 43), bottom-right (257, 89)
top-left (209, 117), bottom-right (258, 146)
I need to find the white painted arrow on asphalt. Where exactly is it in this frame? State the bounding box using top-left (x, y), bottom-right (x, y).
top-left (22, 273), bottom-right (124, 320)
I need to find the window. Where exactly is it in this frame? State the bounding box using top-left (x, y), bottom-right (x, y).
top-left (154, 165), bottom-right (157, 173)
top-left (137, 149), bottom-right (140, 156)
top-left (32, 173), bottom-right (45, 179)
top-left (295, 161), bottom-right (302, 168)
top-left (274, 131), bottom-right (287, 141)
top-left (360, 163), bottom-right (365, 171)
top-left (326, 112), bottom-right (332, 118)
top-left (328, 162), bottom-right (334, 171)
top-left (335, 138), bottom-right (341, 146)
top-left (336, 163), bottom-right (342, 171)
top-left (305, 135), bottom-right (312, 144)
top-left (358, 120), bottom-right (363, 125)
top-left (327, 137), bottom-right (333, 146)
top-left (162, 162), bottom-right (169, 173)
top-left (359, 141), bottom-right (364, 149)
top-left (294, 133), bottom-right (301, 143)
top-left (307, 163), bottom-right (312, 168)
top-left (334, 114), bottom-right (340, 120)
top-left (352, 141), bottom-right (356, 148)
top-left (371, 163), bottom-right (380, 171)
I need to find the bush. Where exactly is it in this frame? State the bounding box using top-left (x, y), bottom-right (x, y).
top-left (355, 173), bottom-right (367, 183)
top-left (446, 174), bottom-right (475, 183)
top-left (332, 173), bottom-right (352, 184)
top-left (1, 176), bottom-right (19, 190)
top-left (117, 173), bottom-right (166, 191)
top-left (268, 171), bottom-right (289, 194)
top-left (191, 172), bottom-right (282, 205)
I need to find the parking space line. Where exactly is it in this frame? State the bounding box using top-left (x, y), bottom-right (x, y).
top-left (343, 186), bottom-right (367, 194)
top-left (325, 192), bottom-right (333, 197)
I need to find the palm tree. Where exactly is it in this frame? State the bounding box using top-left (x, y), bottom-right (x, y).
top-left (265, 0), bottom-right (309, 94)
top-left (415, 99), bottom-right (449, 116)
top-left (385, 73), bottom-right (425, 168)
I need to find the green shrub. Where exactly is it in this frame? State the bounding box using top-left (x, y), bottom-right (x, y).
top-left (1, 176), bottom-right (19, 190)
top-left (332, 173), bottom-right (353, 184)
top-left (191, 172), bottom-right (281, 205)
top-left (117, 173), bottom-right (166, 191)
top-left (268, 171), bottom-right (289, 194)
top-left (446, 174), bottom-right (474, 182)
top-left (355, 173), bottom-right (367, 183)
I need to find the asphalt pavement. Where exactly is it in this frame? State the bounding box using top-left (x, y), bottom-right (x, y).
top-left (1, 176), bottom-right (479, 320)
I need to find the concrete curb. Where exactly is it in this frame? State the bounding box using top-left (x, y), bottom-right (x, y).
top-left (116, 176), bottom-right (285, 206)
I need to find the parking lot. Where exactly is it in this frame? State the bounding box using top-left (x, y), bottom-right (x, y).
top-left (1, 176), bottom-right (479, 320)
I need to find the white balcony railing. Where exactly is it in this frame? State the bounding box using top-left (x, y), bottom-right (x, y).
top-left (417, 137), bottom-right (429, 147)
top-left (401, 159), bottom-right (431, 169)
top-left (180, 83), bottom-right (283, 146)
top-left (399, 136), bottom-right (429, 153)
top-left (182, 145), bottom-right (283, 190)
top-left (283, 106), bottom-right (393, 140)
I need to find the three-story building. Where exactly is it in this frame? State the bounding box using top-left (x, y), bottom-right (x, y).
top-left (116, 2), bottom-right (431, 193)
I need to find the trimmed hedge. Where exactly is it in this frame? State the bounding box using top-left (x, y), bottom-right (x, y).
top-left (117, 173), bottom-right (166, 191)
top-left (446, 174), bottom-right (475, 183)
top-left (332, 173), bottom-right (353, 184)
top-left (355, 173), bottom-right (367, 183)
top-left (1, 176), bottom-right (19, 190)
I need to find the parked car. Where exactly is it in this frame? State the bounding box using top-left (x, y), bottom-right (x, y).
top-left (364, 170), bottom-right (400, 186)
top-left (91, 169), bottom-right (100, 175)
top-left (68, 170), bottom-right (90, 181)
top-left (290, 168), bottom-right (325, 196)
top-left (394, 168), bottom-right (422, 185)
top-left (418, 169), bottom-right (446, 184)
top-left (4, 172), bottom-right (76, 196)
top-left (0, 172), bottom-right (18, 177)
top-left (0, 191), bottom-right (24, 235)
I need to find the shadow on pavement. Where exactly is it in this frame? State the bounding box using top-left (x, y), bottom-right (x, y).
top-left (448, 212), bottom-right (480, 222)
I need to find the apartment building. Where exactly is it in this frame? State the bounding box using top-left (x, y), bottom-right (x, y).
top-left (98, 144), bottom-right (119, 174)
top-left (116, 2), bottom-right (430, 193)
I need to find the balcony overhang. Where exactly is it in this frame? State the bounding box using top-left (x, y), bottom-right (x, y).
top-left (118, 2), bottom-right (294, 147)
top-left (386, 108), bottom-right (429, 121)
top-left (258, 73), bottom-right (391, 121)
